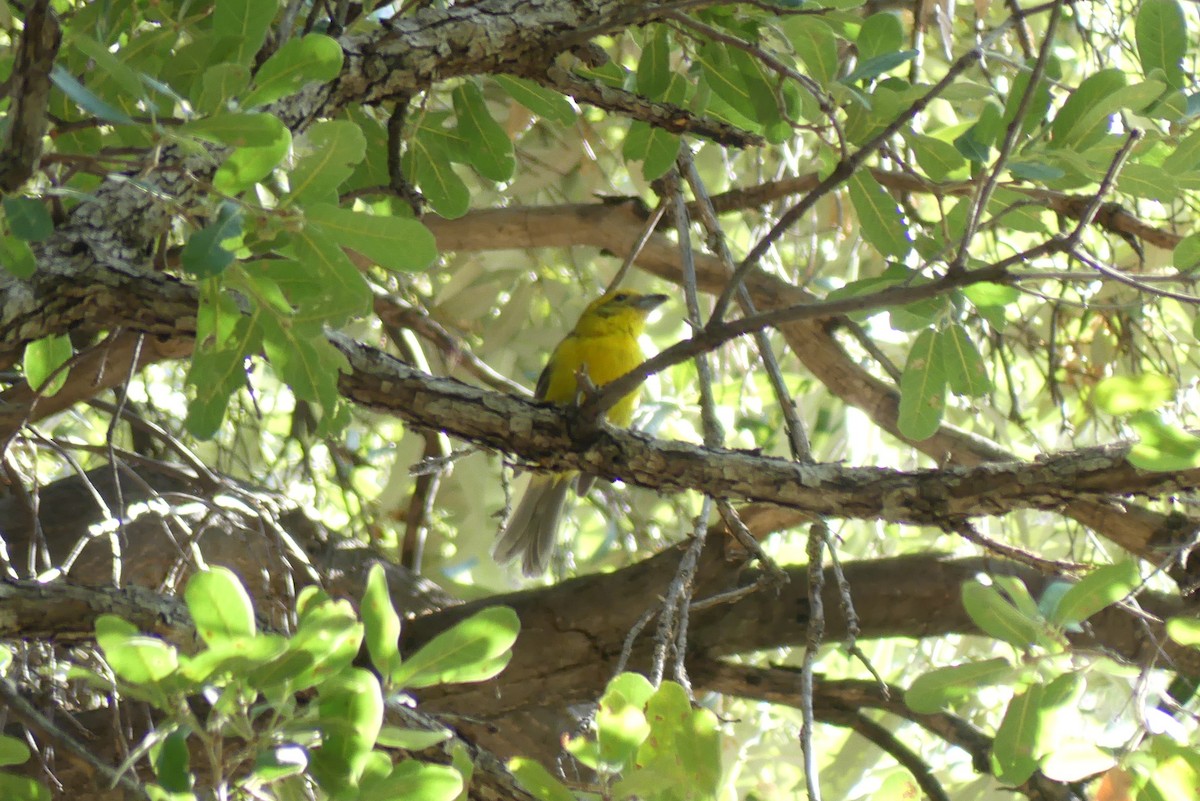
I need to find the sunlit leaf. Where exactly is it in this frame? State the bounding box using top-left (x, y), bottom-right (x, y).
top-left (905, 658), bottom-right (1014, 713)
top-left (22, 334), bottom-right (72, 396)
top-left (362, 563), bottom-right (402, 678)
top-left (242, 34), bottom-right (343, 109)
top-left (1127, 412), bottom-right (1200, 472)
top-left (307, 204), bottom-right (437, 272)
top-left (1092, 373), bottom-right (1175, 415)
top-left (1135, 0), bottom-right (1186, 89)
top-left (185, 567), bottom-right (257, 644)
top-left (390, 606), bottom-right (519, 689)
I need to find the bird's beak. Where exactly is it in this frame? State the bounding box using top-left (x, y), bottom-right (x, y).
top-left (636, 294), bottom-right (669, 311)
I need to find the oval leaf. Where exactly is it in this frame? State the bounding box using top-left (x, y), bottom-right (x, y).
top-left (306, 203), bottom-right (437, 272)
top-left (185, 566), bottom-right (256, 644)
top-left (390, 606), bottom-right (520, 690)
top-left (362, 563), bottom-right (402, 677)
top-left (905, 657), bottom-right (1015, 713)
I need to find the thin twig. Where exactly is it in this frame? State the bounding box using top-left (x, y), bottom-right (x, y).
top-left (950, 0), bottom-right (1063, 272)
top-left (0, 678), bottom-right (151, 799)
top-left (679, 147), bottom-right (813, 462)
top-left (605, 200), bottom-right (668, 293)
top-left (707, 22), bottom-right (1018, 324)
top-left (801, 521), bottom-right (828, 801)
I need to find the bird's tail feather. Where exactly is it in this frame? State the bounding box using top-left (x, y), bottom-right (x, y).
top-left (493, 474), bottom-right (572, 576)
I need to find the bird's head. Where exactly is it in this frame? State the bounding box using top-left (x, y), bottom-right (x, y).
top-left (574, 290), bottom-right (669, 337)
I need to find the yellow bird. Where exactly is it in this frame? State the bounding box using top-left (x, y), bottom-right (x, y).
top-left (494, 289), bottom-right (669, 576)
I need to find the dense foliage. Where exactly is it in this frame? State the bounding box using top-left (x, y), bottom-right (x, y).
top-left (1, 0), bottom-right (1200, 799)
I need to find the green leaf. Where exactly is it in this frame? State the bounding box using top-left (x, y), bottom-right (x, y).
top-left (1136, 0), bottom-right (1186, 89)
top-left (3, 198), bottom-right (53, 241)
top-left (1127, 411), bottom-right (1200, 472)
top-left (286, 597), bottom-right (363, 691)
top-left (897, 328), bottom-right (945, 441)
top-left (100, 632), bottom-right (180, 685)
top-left (153, 729), bottom-right (191, 793)
top-left (194, 63), bottom-right (250, 115)
top-left (1001, 66), bottom-right (1052, 138)
top-left (1006, 160), bottom-right (1065, 181)
top-left (1092, 373), bottom-right (1175, 415)
top-left (179, 633), bottom-right (288, 683)
top-left (286, 120), bottom-right (367, 206)
top-left (597, 673), bottom-right (655, 770)
top-left (69, 33), bottom-right (167, 115)
top-left (390, 606), bottom-right (520, 689)
top-left (841, 49), bottom-right (917, 83)
top-left (614, 682), bottom-right (722, 800)
top-left (212, 0), bottom-right (275, 66)
top-left (270, 234), bottom-right (372, 326)
top-left (783, 17), bottom-right (839, 86)
top-left (452, 80), bottom-right (516, 182)
top-left (938, 324), bottom-right (991, 396)
top-left (991, 684), bottom-right (1045, 784)
top-left (507, 757), bottom-right (576, 801)
top-left (185, 310), bottom-right (259, 440)
top-left (1163, 128), bottom-right (1200, 173)
top-left (50, 65), bottom-right (135, 124)
top-left (181, 202), bottom-right (243, 277)
top-left (637, 27), bottom-right (671, 99)
top-left (1117, 163), bottom-right (1178, 203)
top-left (1054, 77), bottom-right (1163, 151)
top-left (213, 126), bottom-right (292, 195)
top-left (848, 170), bottom-right (911, 257)
top-left (961, 580), bottom-right (1047, 649)
top-left (22, 334), bottom-right (72, 396)
top-left (0, 736), bottom-right (31, 768)
top-left (252, 745), bottom-right (308, 783)
top-left (492, 75), bottom-right (575, 126)
top-left (1167, 617), bottom-right (1200, 647)
top-left (644, 131), bottom-right (682, 181)
top-left (726, 45), bottom-right (782, 126)
top-left (1050, 68), bottom-right (1126, 149)
top-left (185, 567), bottom-right (256, 644)
top-left (362, 564), bottom-right (402, 677)
top-left (1040, 743), bottom-right (1117, 783)
top-left (405, 130), bottom-right (471, 219)
top-left (180, 112), bottom-right (288, 148)
top-left (312, 668), bottom-right (384, 789)
top-left (904, 658), bottom-right (1014, 713)
top-left (1173, 233), bottom-right (1200, 273)
top-left (962, 281), bottom-right (1019, 308)
top-left (953, 101), bottom-right (1004, 163)
top-left (376, 727), bottom-right (452, 751)
top-left (358, 761), bottom-right (463, 801)
top-left (909, 134), bottom-right (966, 180)
top-left (243, 35), bottom-right (343, 109)
top-left (259, 313), bottom-right (347, 412)
top-left (856, 12), bottom-right (903, 62)
top-left (306, 203), bottom-right (437, 272)
top-left (1047, 561), bottom-right (1140, 628)
top-left (0, 236), bottom-right (38, 279)
top-left (698, 42), bottom-right (760, 125)
top-left (0, 773), bottom-right (50, 801)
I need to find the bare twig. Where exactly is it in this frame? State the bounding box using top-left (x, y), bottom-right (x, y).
top-left (801, 521), bottom-right (828, 801)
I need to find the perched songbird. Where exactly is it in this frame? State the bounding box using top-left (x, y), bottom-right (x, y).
top-left (493, 289), bottom-right (669, 576)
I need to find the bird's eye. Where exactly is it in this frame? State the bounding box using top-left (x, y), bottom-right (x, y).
top-left (613, 292), bottom-right (629, 302)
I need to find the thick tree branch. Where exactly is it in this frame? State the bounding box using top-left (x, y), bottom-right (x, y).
top-left (0, 1), bottom-right (60, 192)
